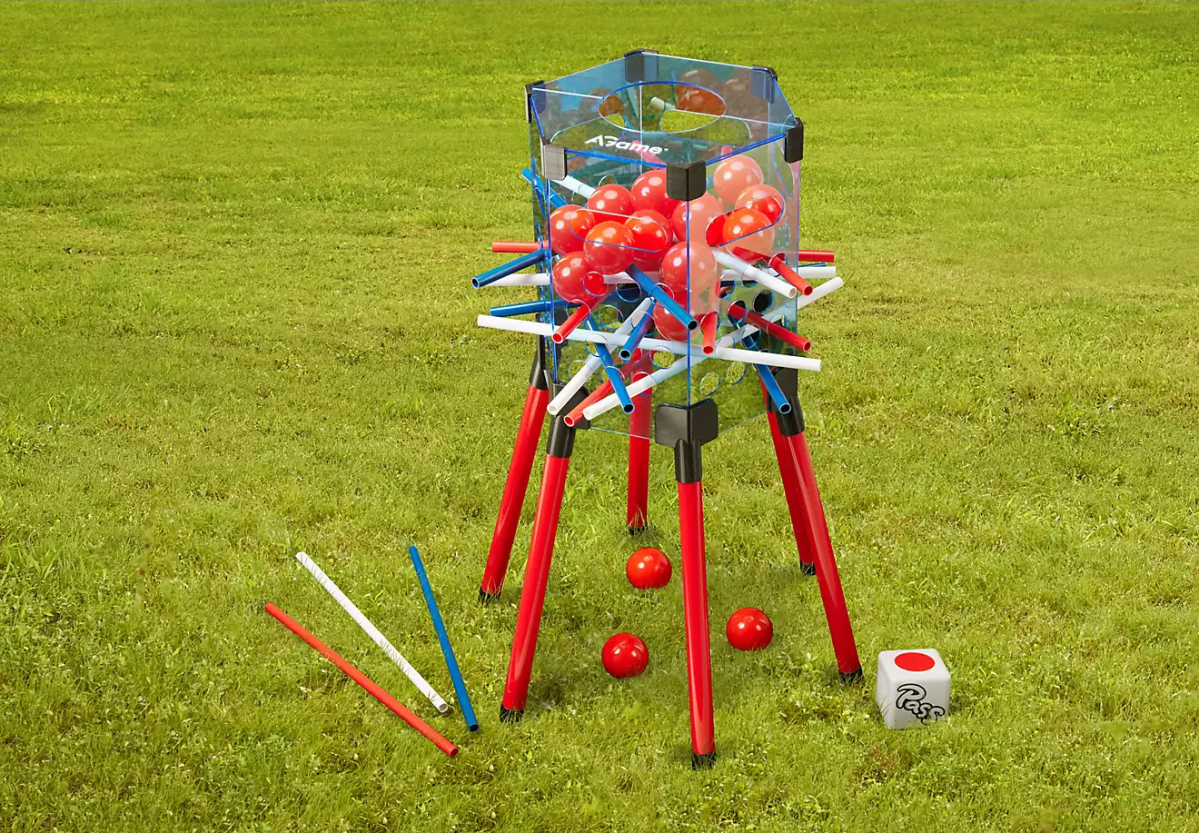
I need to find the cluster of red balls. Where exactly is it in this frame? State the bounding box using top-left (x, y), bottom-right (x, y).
top-left (549, 155), bottom-right (786, 341)
top-left (600, 546), bottom-right (775, 679)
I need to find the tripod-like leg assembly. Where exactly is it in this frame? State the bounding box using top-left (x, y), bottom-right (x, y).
top-left (480, 338), bottom-right (550, 602)
top-left (657, 400), bottom-right (719, 768)
top-left (763, 370), bottom-right (862, 682)
top-left (499, 391), bottom-right (585, 722)
top-left (626, 387), bottom-right (652, 533)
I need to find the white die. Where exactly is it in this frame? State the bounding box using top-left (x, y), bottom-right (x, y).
top-left (875, 649), bottom-right (950, 730)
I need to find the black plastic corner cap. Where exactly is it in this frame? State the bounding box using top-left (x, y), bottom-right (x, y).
top-left (525, 81), bottom-right (546, 124)
top-left (541, 142), bottom-right (567, 182)
top-left (655, 400), bottom-right (719, 449)
top-left (751, 66), bottom-right (778, 101)
top-left (784, 121), bottom-right (804, 163)
top-left (624, 49), bottom-right (659, 83)
top-left (666, 161), bottom-right (707, 202)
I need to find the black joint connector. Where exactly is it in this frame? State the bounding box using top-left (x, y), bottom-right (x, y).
top-left (840, 667), bottom-right (864, 686)
top-left (541, 142), bottom-right (567, 182)
top-left (768, 368), bottom-right (804, 435)
top-left (624, 49), bottom-right (658, 82)
top-left (691, 751), bottom-right (717, 770)
top-left (546, 416), bottom-right (579, 458)
top-left (673, 440), bottom-right (703, 484)
top-left (529, 336), bottom-right (550, 390)
top-left (666, 161), bottom-right (707, 202)
top-left (655, 400), bottom-right (719, 449)
top-left (800, 561), bottom-right (817, 576)
top-left (499, 705), bottom-right (524, 724)
top-left (525, 81), bottom-right (546, 123)
top-left (751, 66), bottom-right (778, 101)
top-left (478, 588), bottom-right (500, 605)
top-left (784, 121), bottom-right (805, 163)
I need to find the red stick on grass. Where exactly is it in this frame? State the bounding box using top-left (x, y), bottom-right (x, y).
top-left (265, 603), bottom-right (459, 757)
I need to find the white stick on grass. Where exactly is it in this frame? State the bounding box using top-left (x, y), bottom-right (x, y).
top-left (294, 552), bottom-right (451, 714)
top-left (547, 298), bottom-right (653, 415)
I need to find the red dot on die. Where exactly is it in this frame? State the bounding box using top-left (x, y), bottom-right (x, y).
top-left (894, 651), bottom-right (935, 672)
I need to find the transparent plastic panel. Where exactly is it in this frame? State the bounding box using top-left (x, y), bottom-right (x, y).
top-left (516, 56), bottom-right (814, 442)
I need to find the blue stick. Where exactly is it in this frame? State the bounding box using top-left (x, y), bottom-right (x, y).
top-left (751, 354), bottom-right (793, 415)
top-left (592, 340), bottom-right (634, 414)
top-left (472, 249), bottom-right (547, 289)
top-left (489, 299), bottom-right (570, 318)
top-left (619, 302), bottom-right (655, 361)
top-left (408, 546), bottom-right (478, 732)
top-left (627, 265), bottom-right (696, 332)
top-left (520, 167), bottom-right (568, 209)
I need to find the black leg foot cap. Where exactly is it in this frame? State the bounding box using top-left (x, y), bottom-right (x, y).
top-left (691, 751), bottom-right (716, 769)
top-left (499, 705), bottom-right (524, 724)
top-left (627, 524), bottom-right (648, 535)
top-left (840, 667), bottom-right (863, 685)
top-left (800, 562), bottom-right (817, 576)
top-left (478, 588), bottom-right (501, 605)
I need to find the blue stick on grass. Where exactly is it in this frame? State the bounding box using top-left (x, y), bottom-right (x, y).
top-left (408, 546), bottom-right (479, 732)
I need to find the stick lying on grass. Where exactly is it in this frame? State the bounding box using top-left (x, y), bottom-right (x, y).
top-left (295, 551), bottom-right (450, 714)
top-left (409, 546), bottom-right (479, 733)
top-left (265, 603), bottom-right (458, 757)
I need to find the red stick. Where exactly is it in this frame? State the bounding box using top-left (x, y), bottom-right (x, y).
top-left (727, 304), bottom-right (811, 351)
top-left (265, 603), bottom-right (459, 757)
top-left (552, 298), bottom-right (602, 344)
top-left (798, 249), bottom-right (835, 263)
top-left (700, 312), bottom-right (718, 355)
top-left (768, 255), bottom-right (814, 296)
top-left (564, 378), bottom-right (613, 427)
top-left (626, 387), bottom-right (652, 532)
top-left (491, 241), bottom-right (542, 254)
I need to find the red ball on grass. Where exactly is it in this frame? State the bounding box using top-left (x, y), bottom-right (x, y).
top-left (726, 607), bottom-right (773, 651)
top-left (602, 633), bottom-right (649, 678)
top-left (626, 547), bottom-right (672, 589)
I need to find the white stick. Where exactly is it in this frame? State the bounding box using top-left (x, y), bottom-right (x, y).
top-left (715, 251), bottom-right (798, 299)
top-left (479, 272), bottom-right (645, 289)
top-left (554, 175), bottom-right (595, 199)
top-left (582, 277), bottom-right (844, 421)
top-left (547, 298), bottom-right (652, 415)
top-left (294, 552), bottom-right (451, 714)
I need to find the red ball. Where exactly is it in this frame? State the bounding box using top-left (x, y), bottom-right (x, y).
top-left (735, 184), bottom-right (785, 224)
top-left (551, 252), bottom-right (606, 303)
top-left (670, 192), bottom-right (723, 244)
top-left (712, 155), bottom-right (763, 204)
top-left (722, 207), bottom-right (775, 257)
top-left (726, 608), bottom-right (773, 651)
top-left (659, 241), bottom-right (721, 312)
top-left (631, 170), bottom-right (680, 219)
top-left (626, 547), bottom-right (672, 589)
top-left (654, 310), bottom-right (690, 342)
top-left (586, 184), bottom-right (635, 224)
top-left (548, 205), bottom-right (596, 255)
top-left (602, 632), bottom-right (649, 678)
top-left (624, 209), bottom-right (671, 268)
top-left (583, 221), bottom-right (635, 275)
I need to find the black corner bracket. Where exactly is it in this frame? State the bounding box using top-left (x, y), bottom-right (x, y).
top-left (525, 80), bottom-right (546, 124)
top-left (541, 142), bottom-right (567, 182)
top-left (767, 367), bottom-right (804, 436)
top-left (784, 121), bottom-right (804, 163)
top-left (624, 49), bottom-right (659, 83)
top-left (666, 161), bottom-right (707, 202)
top-left (655, 400), bottom-right (719, 484)
top-left (751, 65), bottom-right (778, 101)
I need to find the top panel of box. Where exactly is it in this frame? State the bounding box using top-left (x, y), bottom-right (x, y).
top-left (530, 52), bottom-right (798, 169)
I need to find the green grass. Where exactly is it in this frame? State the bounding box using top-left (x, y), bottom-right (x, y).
top-left (2, 2), bottom-right (1198, 830)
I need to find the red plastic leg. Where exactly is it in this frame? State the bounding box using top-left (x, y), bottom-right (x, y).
top-left (785, 432), bottom-right (862, 678)
top-left (761, 382), bottom-right (816, 573)
top-left (678, 479), bottom-right (716, 764)
top-left (500, 451), bottom-right (572, 718)
top-left (626, 389), bottom-right (651, 532)
top-left (480, 384), bottom-right (550, 599)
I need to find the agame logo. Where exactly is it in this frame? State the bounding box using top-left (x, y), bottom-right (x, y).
top-left (584, 135), bottom-right (665, 156)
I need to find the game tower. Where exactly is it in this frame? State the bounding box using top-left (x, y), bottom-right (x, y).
top-left (470, 51), bottom-right (862, 768)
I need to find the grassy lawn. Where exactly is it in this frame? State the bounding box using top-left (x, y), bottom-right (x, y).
top-left (3, 1), bottom-right (1198, 830)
